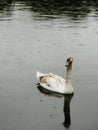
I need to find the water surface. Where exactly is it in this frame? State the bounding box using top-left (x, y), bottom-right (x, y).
top-left (0, 0), bottom-right (98, 130)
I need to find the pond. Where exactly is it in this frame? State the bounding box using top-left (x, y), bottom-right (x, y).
top-left (0, 0), bottom-right (98, 130)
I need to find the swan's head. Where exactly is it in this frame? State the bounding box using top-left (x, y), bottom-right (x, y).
top-left (65, 55), bottom-right (73, 68)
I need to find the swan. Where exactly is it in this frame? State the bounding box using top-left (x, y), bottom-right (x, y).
top-left (36, 55), bottom-right (74, 94)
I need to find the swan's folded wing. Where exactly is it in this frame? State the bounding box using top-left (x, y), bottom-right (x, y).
top-left (49, 73), bottom-right (65, 84)
top-left (39, 75), bottom-right (65, 93)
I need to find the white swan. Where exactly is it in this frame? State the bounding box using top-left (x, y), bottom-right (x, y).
top-left (36, 55), bottom-right (74, 94)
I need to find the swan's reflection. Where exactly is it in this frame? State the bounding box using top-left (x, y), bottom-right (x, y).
top-left (63, 94), bottom-right (73, 128)
top-left (37, 85), bottom-right (74, 128)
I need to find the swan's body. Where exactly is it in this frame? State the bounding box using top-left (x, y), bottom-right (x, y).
top-left (36, 55), bottom-right (74, 94)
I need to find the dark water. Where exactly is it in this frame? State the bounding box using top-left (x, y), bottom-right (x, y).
top-left (0, 0), bottom-right (98, 130)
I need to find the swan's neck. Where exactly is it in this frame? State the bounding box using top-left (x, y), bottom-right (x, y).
top-left (65, 64), bottom-right (72, 84)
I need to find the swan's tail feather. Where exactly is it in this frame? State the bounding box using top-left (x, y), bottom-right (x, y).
top-left (36, 71), bottom-right (45, 78)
